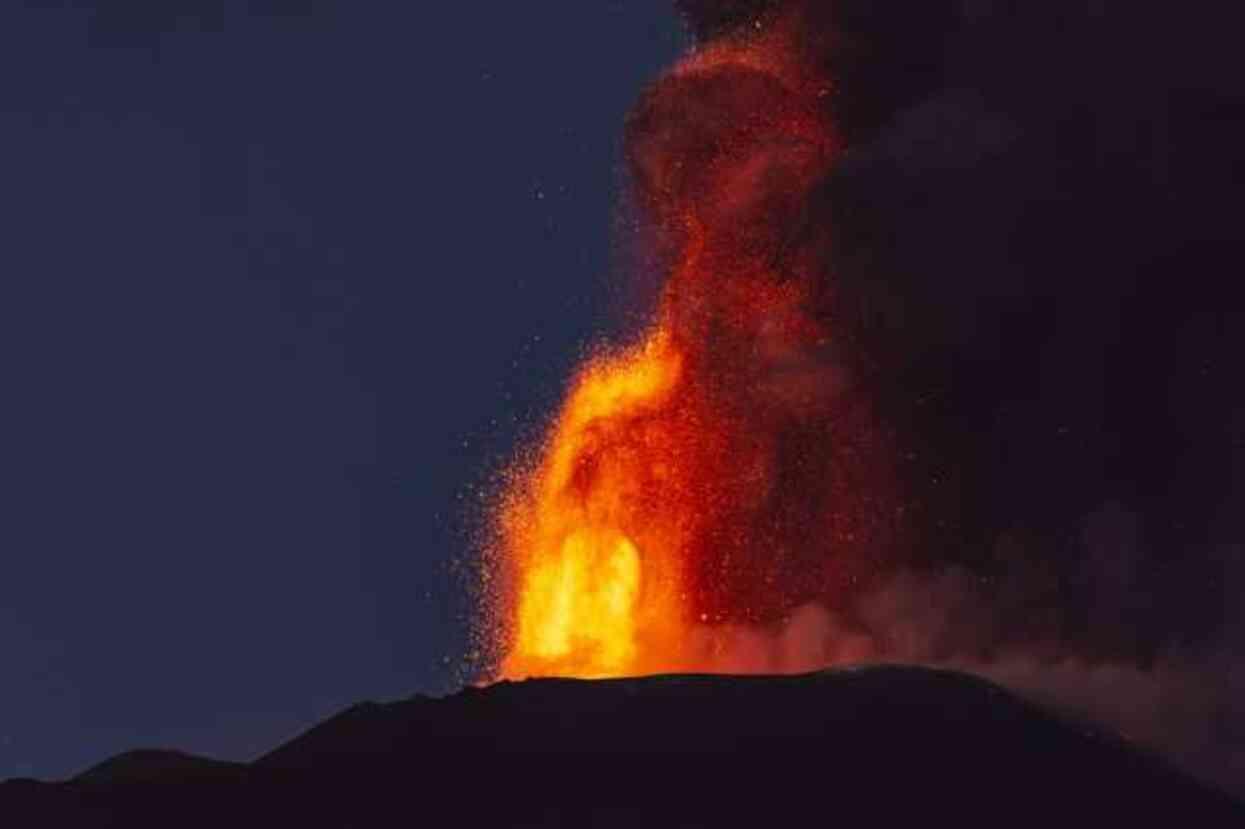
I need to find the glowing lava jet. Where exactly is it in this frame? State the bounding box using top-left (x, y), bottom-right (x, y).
top-left (490, 6), bottom-right (902, 679)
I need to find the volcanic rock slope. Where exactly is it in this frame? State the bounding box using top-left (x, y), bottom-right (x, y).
top-left (2, 666), bottom-right (1241, 827)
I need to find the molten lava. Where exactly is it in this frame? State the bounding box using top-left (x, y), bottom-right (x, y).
top-left (500, 332), bottom-right (690, 678)
top-left (492, 6), bottom-right (903, 679)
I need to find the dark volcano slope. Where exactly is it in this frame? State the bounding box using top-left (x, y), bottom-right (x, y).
top-left (2, 666), bottom-right (1240, 827)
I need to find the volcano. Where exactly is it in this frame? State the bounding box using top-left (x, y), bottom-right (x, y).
top-left (2, 666), bottom-right (1240, 827)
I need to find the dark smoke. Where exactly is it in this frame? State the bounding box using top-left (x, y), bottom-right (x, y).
top-left (668, 0), bottom-right (1245, 795)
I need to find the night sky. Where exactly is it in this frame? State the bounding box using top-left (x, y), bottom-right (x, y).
top-left (6, 0), bottom-right (1245, 785)
top-left (2, 1), bottom-right (682, 779)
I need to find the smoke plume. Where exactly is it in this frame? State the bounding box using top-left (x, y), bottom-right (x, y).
top-left (483, 0), bottom-right (1245, 796)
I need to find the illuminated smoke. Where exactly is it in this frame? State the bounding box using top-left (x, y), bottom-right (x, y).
top-left (486, 4), bottom-right (906, 679)
top-left (474, 0), bottom-right (1245, 797)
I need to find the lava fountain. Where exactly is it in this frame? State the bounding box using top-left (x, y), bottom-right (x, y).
top-left (489, 4), bottom-right (904, 679)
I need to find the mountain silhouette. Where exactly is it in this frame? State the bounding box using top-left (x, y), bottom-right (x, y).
top-left (1, 665), bottom-right (1239, 827)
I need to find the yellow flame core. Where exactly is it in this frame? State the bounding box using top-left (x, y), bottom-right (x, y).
top-left (520, 531), bottom-right (642, 672)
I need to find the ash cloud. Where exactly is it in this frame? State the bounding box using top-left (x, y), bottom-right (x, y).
top-left (825, 1), bottom-right (1245, 653)
top-left (665, 0), bottom-right (1245, 652)
top-left (665, 0), bottom-right (1245, 796)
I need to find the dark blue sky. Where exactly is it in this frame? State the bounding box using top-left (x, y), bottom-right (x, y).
top-left (1, 1), bottom-right (683, 779)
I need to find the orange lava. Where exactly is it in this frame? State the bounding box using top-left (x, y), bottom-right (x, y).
top-left (499, 332), bottom-right (692, 678)
top-left (492, 6), bottom-right (902, 679)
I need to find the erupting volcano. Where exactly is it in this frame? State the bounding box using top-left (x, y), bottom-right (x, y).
top-left (489, 4), bottom-right (905, 679)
